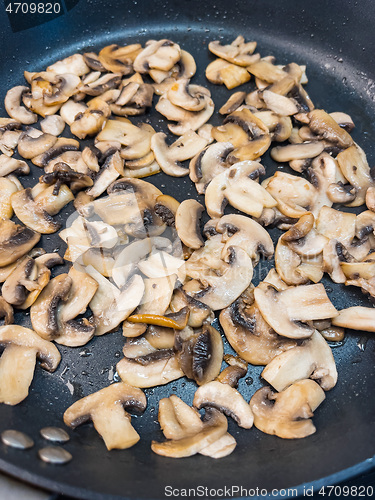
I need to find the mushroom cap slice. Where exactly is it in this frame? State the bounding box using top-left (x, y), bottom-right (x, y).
top-left (250, 379), bottom-right (325, 439)
top-left (4, 86), bottom-right (37, 125)
top-left (262, 330), bottom-right (338, 392)
top-left (158, 395), bottom-right (204, 440)
top-left (0, 155), bottom-right (30, 177)
top-left (134, 39), bottom-right (181, 73)
top-left (116, 351), bottom-right (184, 388)
top-left (216, 214), bottom-right (274, 264)
top-left (175, 199), bottom-right (204, 249)
top-left (254, 283), bottom-right (338, 339)
top-left (205, 161), bottom-right (276, 219)
top-left (193, 380), bottom-right (254, 429)
top-left (59, 266), bottom-right (98, 324)
top-left (98, 44), bottom-right (142, 74)
top-left (186, 246), bottom-right (253, 311)
top-left (64, 382), bottom-right (146, 450)
top-left (151, 408), bottom-right (228, 458)
top-left (332, 306), bottom-right (375, 332)
top-left (151, 131), bottom-right (207, 177)
top-left (11, 188), bottom-right (61, 234)
top-left (0, 296), bottom-right (13, 325)
top-left (220, 300), bottom-right (297, 366)
top-left (0, 325), bottom-right (61, 405)
top-left (167, 79), bottom-right (209, 112)
top-left (0, 219), bottom-right (41, 267)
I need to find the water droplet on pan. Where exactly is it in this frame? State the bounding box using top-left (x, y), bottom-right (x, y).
top-left (40, 427), bottom-right (70, 443)
top-left (38, 446), bottom-right (72, 465)
top-left (1, 430), bottom-right (34, 450)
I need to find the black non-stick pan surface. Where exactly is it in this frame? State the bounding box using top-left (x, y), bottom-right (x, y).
top-left (0, 0), bottom-right (374, 498)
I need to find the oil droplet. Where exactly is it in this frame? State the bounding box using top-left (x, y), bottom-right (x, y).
top-left (245, 377), bottom-right (253, 385)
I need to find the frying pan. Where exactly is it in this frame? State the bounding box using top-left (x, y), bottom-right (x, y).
top-left (0, 0), bottom-right (374, 498)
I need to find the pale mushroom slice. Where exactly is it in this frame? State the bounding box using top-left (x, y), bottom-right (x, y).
top-left (220, 297), bottom-right (297, 366)
top-left (185, 246), bottom-right (253, 311)
top-left (116, 350), bottom-right (184, 388)
top-left (0, 296), bottom-right (13, 325)
top-left (193, 380), bottom-right (254, 429)
top-left (0, 325), bottom-right (60, 405)
top-left (86, 152), bottom-right (124, 199)
top-left (64, 382), bottom-right (146, 450)
top-left (216, 214), bottom-right (274, 264)
top-left (219, 91), bottom-right (246, 115)
top-left (134, 39), bottom-right (181, 74)
top-left (0, 219), bottom-right (41, 267)
top-left (253, 111), bottom-right (293, 142)
top-left (4, 86), bottom-right (38, 124)
top-left (17, 131), bottom-right (57, 159)
top-left (270, 141), bottom-right (324, 163)
top-left (175, 325), bottom-right (224, 385)
top-left (205, 161), bottom-right (276, 219)
top-left (40, 115), bottom-right (65, 136)
top-left (254, 282), bottom-right (338, 339)
top-left (332, 306), bottom-right (375, 332)
top-left (85, 266), bottom-right (145, 336)
top-left (47, 53), bottom-right (89, 76)
top-left (0, 177), bottom-right (21, 220)
top-left (152, 408), bottom-right (228, 458)
top-left (175, 199), bottom-right (204, 249)
top-left (316, 206), bottom-right (356, 246)
top-left (189, 142), bottom-right (233, 194)
top-left (167, 79), bottom-right (209, 112)
top-left (158, 395), bottom-right (204, 440)
top-left (250, 379), bottom-right (325, 439)
top-left (262, 330), bottom-right (338, 392)
top-left (70, 97), bottom-right (111, 139)
top-left (31, 137), bottom-right (80, 168)
top-left (155, 94), bottom-right (214, 136)
top-left (0, 155), bottom-right (30, 177)
top-left (336, 143), bottom-right (373, 207)
top-left (151, 131), bottom-right (208, 177)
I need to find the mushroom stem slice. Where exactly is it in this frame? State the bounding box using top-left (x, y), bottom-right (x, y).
top-left (151, 408), bottom-right (228, 458)
top-left (332, 306), bottom-right (375, 332)
top-left (0, 344), bottom-right (37, 405)
top-left (250, 379), bottom-right (325, 439)
top-left (158, 395), bottom-right (203, 440)
top-left (199, 432), bottom-right (236, 458)
top-left (92, 405), bottom-right (140, 450)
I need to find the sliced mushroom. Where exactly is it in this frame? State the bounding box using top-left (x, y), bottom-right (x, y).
top-left (189, 142), bottom-right (233, 194)
top-left (0, 177), bottom-right (21, 219)
top-left (308, 109), bottom-right (353, 148)
top-left (193, 380), bottom-right (253, 429)
top-left (134, 39), bottom-right (181, 73)
top-left (209, 36), bottom-right (258, 66)
top-left (155, 94), bottom-right (214, 136)
top-left (98, 44), bottom-right (142, 74)
top-left (205, 161), bottom-right (276, 219)
top-left (331, 306), bottom-right (375, 332)
top-left (31, 137), bottom-right (80, 168)
top-left (206, 59), bottom-right (251, 89)
top-left (250, 379), bottom-right (325, 439)
top-left (70, 97), bottom-right (111, 139)
top-left (158, 395), bottom-right (204, 440)
top-left (0, 297), bottom-right (13, 325)
top-left (220, 297), bottom-right (297, 365)
top-left (175, 325), bottom-right (224, 385)
top-left (0, 325), bottom-right (60, 405)
top-left (40, 115), bottom-right (65, 136)
top-left (262, 330), bottom-right (338, 392)
top-left (4, 86), bottom-right (37, 124)
top-left (216, 214), bottom-right (274, 264)
top-left (175, 199), bottom-right (204, 249)
top-left (167, 79), bottom-right (209, 112)
top-left (219, 92), bottom-right (246, 115)
top-left (64, 382), bottom-right (146, 450)
top-left (151, 131), bottom-right (207, 177)
top-left (254, 282), bottom-right (338, 339)
top-left (116, 350), bottom-right (184, 388)
top-left (0, 155), bottom-right (30, 177)
top-left (270, 141), bottom-right (324, 163)
top-left (253, 111), bottom-right (293, 142)
top-left (2, 256), bottom-right (47, 307)
top-left (0, 220), bottom-right (40, 267)
top-left (80, 72), bottom-right (122, 97)
top-left (47, 54), bottom-right (89, 76)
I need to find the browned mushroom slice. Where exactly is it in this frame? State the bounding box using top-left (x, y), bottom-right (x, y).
top-left (116, 350), bottom-right (184, 388)
top-left (254, 282), bottom-right (338, 339)
top-left (169, 287), bottom-right (214, 328)
top-left (17, 131), bottom-right (57, 160)
top-left (365, 186), bottom-right (375, 211)
top-left (215, 354), bottom-right (247, 388)
top-left (209, 36), bottom-right (258, 66)
top-left (336, 143), bottom-right (373, 207)
top-left (31, 137), bottom-right (80, 168)
top-left (220, 298), bottom-right (297, 365)
top-left (70, 97), bottom-right (111, 139)
top-left (219, 92), bottom-right (246, 115)
top-left (4, 86), bottom-right (38, 124)
top-left (265, 171), bottom-right (317, 219)
top-left (0, 296), bottom-right (13, 325)
top-left (250, 379), bottom-right (325, 439)
top-left (193, 380), bottom-right (254, 429)
top-left (151, 408), bottom-right (228, 458)
top-left (111, 83), bottom-right (154, 116)
top-left (175, 199), bottom-right (204, 249)
top-left (134, 39), bottom-right (181, 73)
top-left (154, 194), bottom-right (180, 226)
top-left (0, 325), bottom-right (60, 405)
top-left (205, 161), bottom-right (276, 219)
top-left (175, 325), bottom-right (223, 385)
top-left (98, 44), bottom-right (142, 74)
top-left (270, 141), bottom-right (324, 163)
top-left (189, 142), bottom-right (233, 194)
top-left (262, 330), bottom-right (338, 392)
top-left (308, 109), bottom-right (353, 149)
top-left (81, 73), bottom-right (122, 97)
top-left (64, 382), bottom-right (146, 450)
top-left (247, 59), bottom-right (287, 83)
top-left (206, 58), bottom-right (251, 89)
top-left (331, 306), bottom-right (375, 332)
top-left (155, 94), bottom-right (214, 136)
top-left (151, 131), bottom-right (207, 177)
top-left (216, 214), bottom-right (274, 264)
top-left (0, 220), bottom-right (41, 267)
top-left (253, 111), bottom-right (293, 142)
